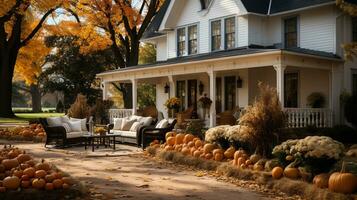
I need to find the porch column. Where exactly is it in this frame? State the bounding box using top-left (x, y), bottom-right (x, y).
top-left (208, 71), bottom-right (216, 127)
top-left (131, 79), bottom-right (138, 115)
top-left (102, 81), bottom-right (109, 100)
top-left (274, 64), bottom-right (287, 105)
top-left (168, 75), bottom-right (175, 98)
top-left (331, 64), bottom-right (343, 125)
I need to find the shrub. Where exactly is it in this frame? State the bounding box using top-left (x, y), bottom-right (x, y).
top-left (67, 94), bottom-right (91, 119)
top-left (91, 99), bottom-right (113, 124)
top-left (306, 92), bottom-right (326, 108)
top-left (239, 83), bottom-right (285, 157)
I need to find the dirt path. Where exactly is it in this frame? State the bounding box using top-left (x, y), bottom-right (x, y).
top-left (1, 141), bottom-right (273, 200)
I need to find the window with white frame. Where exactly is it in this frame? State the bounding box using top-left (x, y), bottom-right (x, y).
top-left (225, 17), bottom-right (236, 49)
top-left (188, 25), bottom-right (198, 55)
top-left (284, 17), bottom-right (298, 48)
top-left (177, 27), bottom-right (186, 57)
top-left (200, 0), bottom-right (212, 10)
top-left (211, 20), bottom-right (222, 51)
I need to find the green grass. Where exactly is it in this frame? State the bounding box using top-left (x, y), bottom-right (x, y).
top-left (0, 113), bottom-right (64, 124)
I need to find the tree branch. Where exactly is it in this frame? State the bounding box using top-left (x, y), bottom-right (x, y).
top-left (0, 0), bottom-right (24, 23)
top-left (20, 7), bottom-right (57, 47)
top-left (138, 0), bottom-right (158, 38)
top-left (64, 8), bottom-right (81, 23)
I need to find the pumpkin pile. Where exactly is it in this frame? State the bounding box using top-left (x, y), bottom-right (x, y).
top-left (0, 146), bottom-right (73, 193)
top-left (0, 124), bottom-right (46, 139)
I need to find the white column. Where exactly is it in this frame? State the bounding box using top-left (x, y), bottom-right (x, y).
top-left (168, 75), bottom-right (175, 98)
top-left (274, 64), bottom-right (287, 105)
top-left (131, 79), bottom-right (138, 115)
top-left (331, 64), bottom-right (343, 125)
top-left (208, 71), bottom-right (216, 127)
top-left (102, 81), bottom-right (109, 100)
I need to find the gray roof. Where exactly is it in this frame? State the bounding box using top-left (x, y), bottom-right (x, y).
top-left (98, 46), bottom-right (341, 75)
top-left (142, 0), bottom-right (342, 40)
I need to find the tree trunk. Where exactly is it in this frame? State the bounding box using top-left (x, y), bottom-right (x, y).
top-left (0, 51), bottom-right (16, 118)
top-left (30, 84), bottom-right (42, 112)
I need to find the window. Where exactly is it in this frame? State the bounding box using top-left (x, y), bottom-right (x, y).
top-left (211, 20), bottom-right (221, 51)
top-left (188, 25), bottom-right (198, 55)
top-left (187, 80), bottom-right (197, 108)
top-left (200, 0), bottom-right (211, 10)
top-left (224, 76), bottom-right (236, 111)
top-left (284, 73), bottom-right (299, 108)
top-left (352, 17), bottom-right (357, 42)
top-left (284, 17), bottom-right (298, 48)
top-left (353, 73), bottom-right (357, 96)
top-left (225, 17), bottom-right (235, 49)
top-left (177, 28), bottom-right (186, 57)
top-left (176, 81), bottom-right (186, 111)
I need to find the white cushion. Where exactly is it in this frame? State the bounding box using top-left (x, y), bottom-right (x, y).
top-left (129, 122), bottom-right (141, 132)
top-left (140, 117), bottom-right (153, 126)
top-left (61, 115), bottom-right (70, 123)
top-left (113, 118), bottom-right (123, 130)
top-left (121, 119), bottom-right (136, 131)
top-left (110, 130), bottom-right (136, 138)
top-left (68, 121), bottom-right (82, 132)
top-left (47, 117), bottom-right (62, 127)
top-left (129, 115), bottom-right (143, 121)
top-left (156, 119), bottom-right (169, 129)
top-left (70, 118), bottom-right (87, 131)
top-left (66, 131), bottom-right (84, 139)
top-left (62, 123), bottom-right (71, 133)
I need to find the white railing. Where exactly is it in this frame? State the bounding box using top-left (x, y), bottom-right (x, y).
top-left (109, 109), bottom-right (133, 123)
top-left (284, 108), bottom-right (333, 128)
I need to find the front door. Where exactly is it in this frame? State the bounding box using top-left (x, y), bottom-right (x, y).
top-left (187, 80), bottom-right (197, 108)
top-left (284, 72), bottom-right (299, 108)
top-left (224, 76), bottom-right (236, 111)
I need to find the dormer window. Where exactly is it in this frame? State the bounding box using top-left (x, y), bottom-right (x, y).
top-left (200, 0), bottom-right (211, 10)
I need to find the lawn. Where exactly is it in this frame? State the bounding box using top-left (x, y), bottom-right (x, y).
top-left (0, 113), bottom-right (64, 124)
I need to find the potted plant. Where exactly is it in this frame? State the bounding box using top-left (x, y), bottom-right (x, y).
top-left (198, 93), bottom-right (212, 119)
top-left (164, 97), bottom-right (181, 118)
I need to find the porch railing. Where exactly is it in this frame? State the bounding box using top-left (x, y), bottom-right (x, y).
top-left (109, 109), bottom-right (133, 123)
top-left (284, 108), bottom-right (333, 128)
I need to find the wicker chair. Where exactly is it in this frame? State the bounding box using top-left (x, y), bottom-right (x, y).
top-left (176, 107), bottom-right (194, 129)
top-left (141, 119), bottom-right (177, 149)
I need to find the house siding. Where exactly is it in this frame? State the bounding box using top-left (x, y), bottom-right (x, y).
top-left (156, 37), bottom-right (168, 61)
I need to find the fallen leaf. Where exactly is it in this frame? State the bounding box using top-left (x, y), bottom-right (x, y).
top-left (136, 184), bottom-right (149, 188)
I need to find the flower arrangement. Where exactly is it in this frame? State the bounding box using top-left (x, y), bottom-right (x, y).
top-left (198, 94), bottom-right (212, 109)
top-left (205, 125), bottom-right (230, 144)
top-left (164, 97), bottom-right (181, 110)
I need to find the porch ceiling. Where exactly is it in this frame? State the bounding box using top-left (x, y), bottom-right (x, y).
top-left (97, 49), bottom-right (343, 82)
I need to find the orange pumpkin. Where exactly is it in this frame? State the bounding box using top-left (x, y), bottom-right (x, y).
top-left (193, 150), bottom-right (202, 158)
top-left (20, 163), bottom-right (30, 170)
top-left (313, 173), bottom-right (329, 189)
top-left (0, 164), bottom-right (5, 173)
top-left (13, 170), bottom-right (23, 178)
top-left (53, 179), bottom-right (64, 189)
top-left (23, 167), bottom-right (36, 178)
top-left (7, 150), bottom-right (20, 159)
top-left (25, 160), bottom-right (36, 167)
top-left (2, 159), bottom-right (19, 170)
top-left (35, 160), bottom-right (51, 171)
top-left (187, 141), bottom-right (195, 148)
top-left (190, 147), bottom-right (197, 156)
top-left (205, 153), bottom-right (213, 160)
top-left (214, 153), bottom-right (223, 161)
top-left (237, 157), bottom-right (246, 167)
top-left (3, 176), bottom-right (20, 190)
top-left (272, 167), bottom-right (284, 179)
top-left (32, 178), bottom-right (46, 189)
top-left (203, 144), bottom-right (215, 154)
top-left (245, 159), bottom-right (252, 166)
top-left (164, 146), bottom-right (174, 151)
top-left (53, 171), bottom-right (63, 179)
top-left (212, 149), bottom-right (224, 156)
top-left (328, 162), bottom-right (357, 194)
top-left (234, 149), bottom-right (246, 160)
top-left (175, 134), bottom-right (185, 145)
top-left (45, 183), bottom-right (54, 190)
top-left (249, 154), bottom-right (261, 164)
top-left (16, 154), bottom-right (32, 164)
top-left (21, 180), bottom-right (30, 188)
top-left (181, 147), bottom-right (190, 155)
top-left (183, 134), bottom-right (195, 144)
top-left (194, 140), bottom-right (203, 148)
top-left (166, 137), bottom-right (175, 146)
top-left (284, 167), bottom-right (300, 179)
top-left (21, 174), bottom-right (30, 181)
top-left (165, 132), bottom-right (176, 140)
top-left (35, 170), bottom-right (47, 178)
top-left (224, 147), bottom-right (236, 159)
top-left (45, 174), bottom-right (55, 183)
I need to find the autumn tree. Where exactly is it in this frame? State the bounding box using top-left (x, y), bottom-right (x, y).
top-left (0, 0), bottom-right (72, 117)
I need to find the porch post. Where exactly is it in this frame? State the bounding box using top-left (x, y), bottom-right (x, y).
top-left (131, 79), bottom-right (138, 115)
top-left (168, 75), bottom-right (175, 98)
top-left (331, 64), bottom-right (343, 125)
top-left (274, 64), bottom-right (287, 105)
top-left (102, 81), bottom-right (108, 100)
top-left (208, 70), bottom-right (216, 127)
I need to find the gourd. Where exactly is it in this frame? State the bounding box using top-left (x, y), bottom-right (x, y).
top-left (21, 180), bottom-right (30, 188)
top-left (45, 183), bottom-right (54, 190)
top-left (23, 167), bottom-right (36, 177)
top-left (35, 160), bottom-right (51, 171)
top-left (203, 144), bottom-right (215, 154)
top-left (165, 132), bottom-right (176, 140)
top-left (166, 137), bottom-right (175, 146)
top-left (193, 150), bottom-right (202, 158)
top-left (313, 173), bottom-right (329, 189)
top-left (214, 153), bottom-right (223, 161)
top-left (328, 162), bottom-right (357, 194)
top-left (190, 147), bottom-right (197, 156)
top-left (188, 141), bottom-right (195, 148)
top-left (164, 146), bottom-right (174, 151)
top-left (234, 149), bottom-right (246, 160)
top-left (175, 134), bottom-right (185, 145)
top-left (284, 167), bottom-right (300, 179)
top-left (62, 177), bottom-right (74, 185)
top-left (13, 170), bottom-right (23, 178)
top-left (45, 174), bottom-right (55, 183)
top-left (183, 134), bottom-right (195, 144)
top-left (3, 176), bottom-right (20, 190)
top-left (16, 154), bottom-right (32, 164)
top-left (205, 153), bottom-right (213, 160)
top-left (32, 178), bottom-right (46, 189)
top-left (249, 154), bottom-right (261, 164)
top-left (181, 147), bottom-right (190, 155)
top-left (0, 164), bottom-right (5, 173)
top-left (212, 149), bottom-right (223, 156)
top-left (224, 147), bottom-right (235, 159)
top-left (237, 157), bottom-right (246, 167)
top-left (194, 140), bottom-right (203, 148)
top-left (35, 170), bottom-right (47, 178)
top-left (53, 179), bottom-right (64, 189)
top-left (2, 159), bottom-right (19, 170)
top-left (271, 167), bottom-right (284, 179)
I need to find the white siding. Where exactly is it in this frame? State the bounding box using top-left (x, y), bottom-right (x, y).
top-left (167, 31), bottom-right (176, 59)
top-left (238, 16), bottom-right (249, 47)
top-left (156, 37), bottom-right (167, 61)
top-left (248, 15), bottom-right (268, 46)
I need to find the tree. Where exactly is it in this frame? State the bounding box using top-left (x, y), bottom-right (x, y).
top-left (41, 35), bottom-right (116, 107)
top-left (0, 0), bottom-right (70, 117)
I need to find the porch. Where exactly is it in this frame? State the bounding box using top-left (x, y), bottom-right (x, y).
top-left (98, 49), bottom-right (343, 128)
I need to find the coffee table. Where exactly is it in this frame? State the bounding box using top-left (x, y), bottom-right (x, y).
top-left (82, 134), bottom-right (119, 152)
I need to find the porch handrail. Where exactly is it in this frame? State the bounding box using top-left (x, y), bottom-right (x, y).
top-left (284, 108), bottom-right (333, 128)
top-left (109, 109), bottom-right (133, 123)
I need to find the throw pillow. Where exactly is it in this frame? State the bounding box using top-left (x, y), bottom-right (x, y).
top-left (68, 121), bottom-right (82, 132)
top-left (61, 115), bottom-right (70, 123)
top-left (130, 115), bottom-right (143, 121)
top-left (121, 119), bottom-right (136, 131)
top-left (155, 119), bottom-right (169, 129)
top-left (129, 122), bottom-right (141, 132)
top-left (70, 118), bottom-right (87, 131)
top-left (113, 118), bottom-right (123, 130)
top-left (62, 123), bottom-right (71, 133)
top-left (47, 117), bottom-right (62, 127)
top-left (140, 117), bottom-right (153, 127)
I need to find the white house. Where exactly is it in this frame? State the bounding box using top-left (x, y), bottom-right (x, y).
top-left (97, 0), bottom-right (357, 128)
